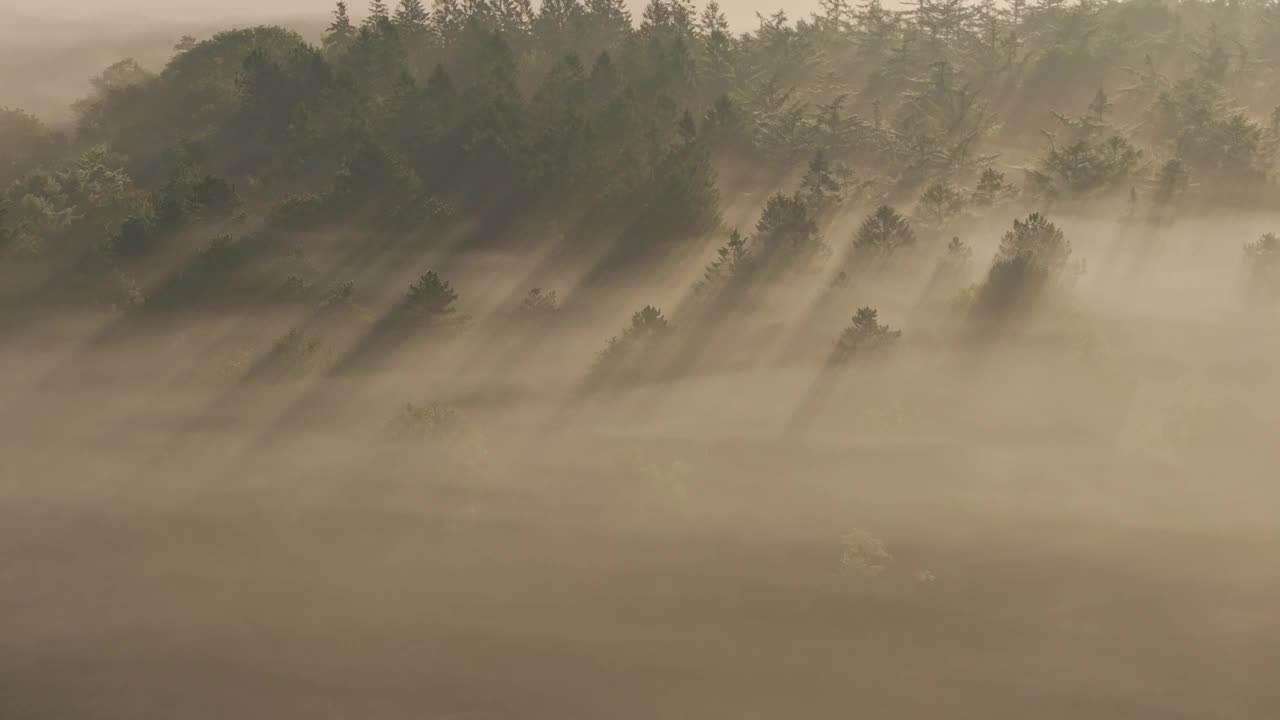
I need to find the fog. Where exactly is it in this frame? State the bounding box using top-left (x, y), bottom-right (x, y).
top-left (5, 207), bottom-right (1279, 717)
top-left (2, 1), bottom-right (1279, 718)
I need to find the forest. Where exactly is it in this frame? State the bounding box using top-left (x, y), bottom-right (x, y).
top-left (2, 0), bottom-right (1279, 718)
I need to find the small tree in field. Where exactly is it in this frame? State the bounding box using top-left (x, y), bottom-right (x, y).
top-left (514, 287), bottom-right (561, 325)
top-left (972, 213), bottom-right (1072, 321)
top-left (832, 306), bottom-right (901, 363)
top-left (406, 270), bottom-right (458, 319)
top-left (590, 305), bottom-right (673, 379)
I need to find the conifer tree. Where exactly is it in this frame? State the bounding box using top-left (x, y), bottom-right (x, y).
top-left (324, 1), bottom-right (355, 49)
top-left (431, 0), bottom-right (465, 39)
top-left (395, 0), bottom-right (430, 29)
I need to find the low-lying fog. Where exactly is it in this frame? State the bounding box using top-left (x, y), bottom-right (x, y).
top-left (3, 202), bottom-right (1278, 718)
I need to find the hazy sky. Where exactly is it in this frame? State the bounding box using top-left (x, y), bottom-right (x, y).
top-left (1, 0), bottom-right (819, 28)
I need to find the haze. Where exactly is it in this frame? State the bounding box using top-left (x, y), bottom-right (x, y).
top-left (2, 0), bottom-right (1279, 718)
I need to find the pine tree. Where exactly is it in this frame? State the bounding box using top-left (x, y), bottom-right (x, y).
top-left (833, 307), bottom-right (901, 362)
top-left (853, 205), bottom-right (915, 257)
top-left (431, 0), bottom-right (464, 39)
top-left (699, 0), bottom-right (729, 40)
top-left (586, 0), bottom-right (632, 33)
top-left (395, 0), bottom-right (430, 28)
top-left (367, 0), bottom-right (390, 24)
top-left (324, 1), bottom-right (355, 48)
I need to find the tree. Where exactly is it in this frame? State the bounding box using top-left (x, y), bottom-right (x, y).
top-left (109, 214), bottom-right (156, 258)
top-left (0, 108), bottom-right (65, 187)
top-left (515, 287), bottom-right (561, 323)
top-left (853, 205), bottom-right (915, 257)
top-left (406, 270), bottom-right (459, 318)
top-left (1152, 158), bottom-right (1188, 206)
top-left (832, 307), bottom-right (901, 363)
top-left (693, 228), bottom-right (752, 299)
top-left (590, 305), bottom-right (674, 380)
top-left (754, 192), bottom-right (828, 267)
top-left (1243, 233), bottom-right (1280, 304)
top-left (914, 180), bottom-right (965, 228)
top-left (432, 0), bottom-right (465, 39)
top-left (395, 0), bottom-right (430, 29)
top-left (324, 2), bottom-right (356, 49)
top-left (800, 151), bottom-right (846, 213)
top-left (993, 212), bottom-right (1070, 274)
top-left (972, 213), bottom-right (1071, 319)
top-left (367, 0), bottom-right (391, 24)
top-left (971, 167), bottom-right (1017, 206)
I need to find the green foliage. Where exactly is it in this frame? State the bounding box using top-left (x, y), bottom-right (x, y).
top-left (993, 212), bottom-right (1071, 274)
top-left (754, 192), bottom-right (828, 268)
top-left (107, 214), bottom-right (157, 258)
top-left (144, 234), bottom-right (255, 310)
top-left (514, 287), bottom-right (561, 324)
top-left (11, 0), bottom-right (1280, 317)
top-left (914, 180), bottom-right (966, 229)
top-left (972, 213), bottom-right (1072, 321)
top-left (0, 108), bottom-right (65, 187)
top-left (970, 167), bottom-right (1017, 207)
top-left (1152, 158), bottom-right (1189, 206)
top-left (693, 228), bottom-right (753, 300)
top-left (405, 270), bottom-right (459, 318)
top-left (591, 305), bottom-right (673, 379)
top-left (832, 306), bottom-right (901, 363)
top-left (853, 205), bottom-right (916, 258)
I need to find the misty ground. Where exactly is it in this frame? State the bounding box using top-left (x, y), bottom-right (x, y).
top-left (3, 211), bottom-right (1278, 719)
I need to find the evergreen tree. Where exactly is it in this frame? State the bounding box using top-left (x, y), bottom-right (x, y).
top-left (833, 307), bottom-right (901, 362)
top-left (395, 0), bottom-right (430, 29)
top-left (324, 1), bottom-right (356, 49)
top-left (431, 0), bottom-right (465, 39)
top-left (853, 205), bottom-right (916, 257)
top-left (367, 0), bottom-right (391, 24)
